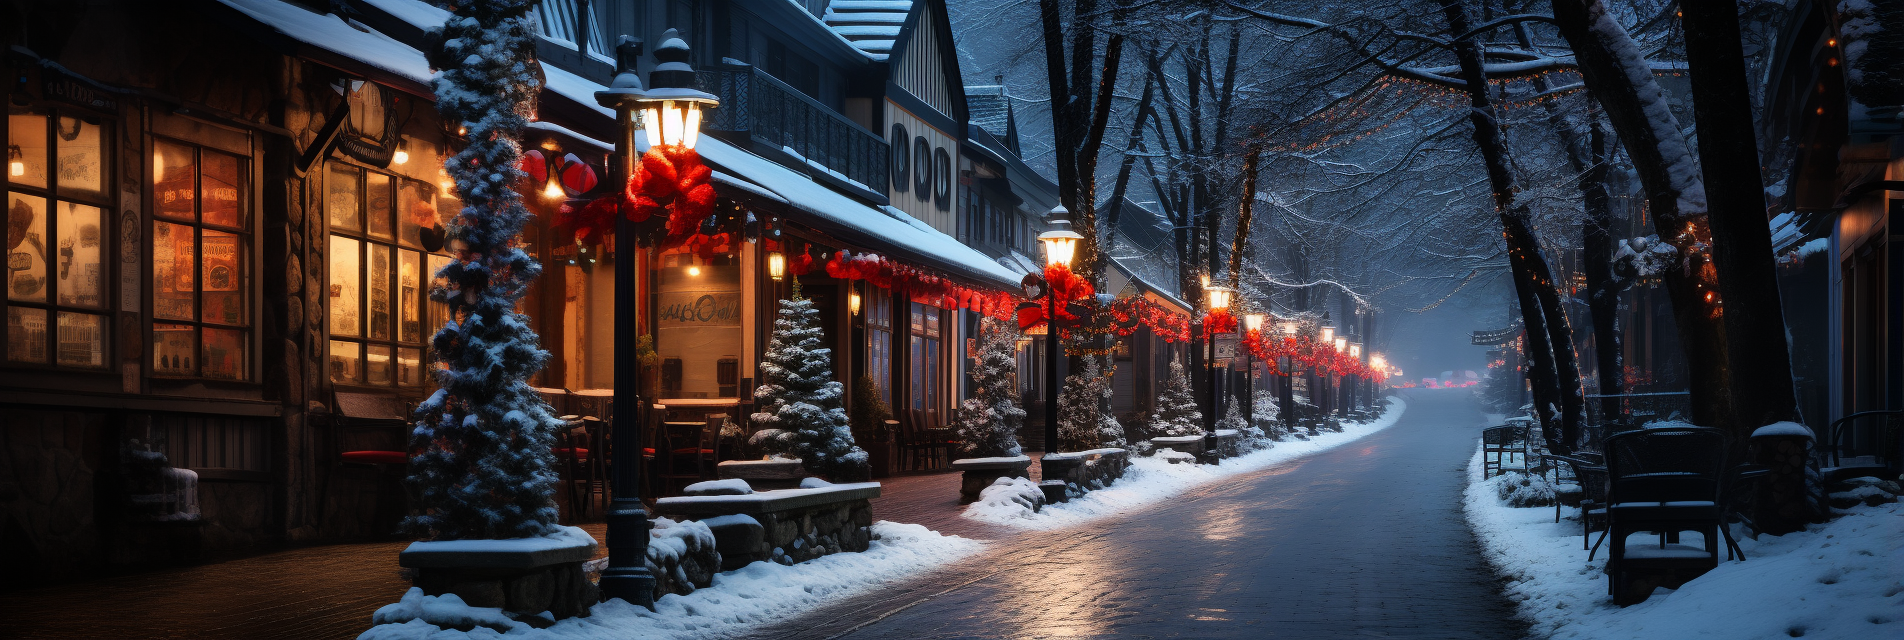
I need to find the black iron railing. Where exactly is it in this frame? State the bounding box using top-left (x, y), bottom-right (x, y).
top-left (697, 64), bottom-right (889, 195)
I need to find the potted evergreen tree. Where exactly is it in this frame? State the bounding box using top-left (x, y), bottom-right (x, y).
top-left (949, 318), bottom-right (1031, 502)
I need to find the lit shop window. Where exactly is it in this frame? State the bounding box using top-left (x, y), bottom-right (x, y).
top-left (866, 288), bottom-right (892, 407)
top-left (327, 163), bottom-right (439, 387)
top-left (151, 138), bottom-right (249, 380)
top-left (909, 302), bottom-right (942, 412)
top-left (652, 243), bottom-right (742, 398)
top-left (6, 110), bottom-right (111, 368)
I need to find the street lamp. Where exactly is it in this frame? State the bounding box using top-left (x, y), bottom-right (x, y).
top-left (1203, 285), bottom-right (1234, 442)
top-left (1348, 342), bottom-right (1363, 412)
top-left (1278, 320), bottom-right (1298, 430)
top-left (1243, 313), bottom-right (1265, 428)
top-left (1038, 217), bottom-right (1082, 458)
top-left (592, 28), bottom-right (718, 610)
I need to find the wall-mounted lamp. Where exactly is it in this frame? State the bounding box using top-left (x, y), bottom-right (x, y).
top-left (849, 288), bottom-right (862, 315)
top-left (392, 138), bottom-right (410, 165)
top-left (767, 252), bottom-right (786, 281)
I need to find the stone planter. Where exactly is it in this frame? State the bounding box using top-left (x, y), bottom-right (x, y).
top-left (398, 526), bottom-right (599, 620)
top-left (717, 458), bottom-right (806, 491)
top-left (1040, 448), bottom-right (1131, 497)
top-left (1212, 429), bottom-right (1242, 459)
top-left (950, 455), bottom-right (1034, 504)
top-left (1150, 435), bottom-right (1205, 458)
top-left (655, 482), bottom-right (881, 568)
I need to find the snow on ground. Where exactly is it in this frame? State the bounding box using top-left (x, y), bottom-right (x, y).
top-left (357, 521), bottom-right (982, 640)
top-left (962, 396), bottom-right (1409, 529)
top-left (1463, 446), bottom-right (1903, 640)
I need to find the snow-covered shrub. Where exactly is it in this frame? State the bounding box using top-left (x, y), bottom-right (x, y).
top-left (1492, 471), bottom-right (1557, 507)
top-left (1058, 355), bottom-right (1126, 451)
top-left (403, 0), bottom-right (562, 540)
top-left (1251, 389), bottom-right (1283, 440)
top-left (751, 287), bottom-right (867, 481)
top-left (645, 516), bottom-right (720, 598)
top-left (965, 476), bottom-right (1045, 520)
top-left (1150, 361), bottom-right (1204, 437)
top-left (954, 317), bottom-right (1025, 458)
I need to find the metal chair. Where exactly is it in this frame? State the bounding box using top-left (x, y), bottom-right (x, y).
top-left (1482, 423), bottom-right (1531, 478)
top-left (1602, 426), bottom-right (1728, 605)
top-left (1546, 453), bottom-right (1609, 553)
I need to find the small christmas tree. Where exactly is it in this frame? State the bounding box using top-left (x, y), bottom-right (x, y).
top-left (955, 317), bottom-right (1025, 458)
top-left (750, 287), bottom-right (867, 480)
top-left (1217, 394), bottom-right (1249, 434)
top-left (403, 0), bottom-right (560, 540)
top-left (1057, 355), bottom-right (1126, 451)
top-left (1252, 389), bottom-right (1284, 440)
top-left (1150, 360), bottom-right (1204, 437)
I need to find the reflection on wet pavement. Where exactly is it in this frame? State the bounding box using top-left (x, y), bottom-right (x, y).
top-left (746, 390), bottom-right (1527, 640)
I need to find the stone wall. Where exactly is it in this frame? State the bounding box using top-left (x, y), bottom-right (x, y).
top-left (655, 484), bottom-right (879, 569)
top-left (1040, 448), bottom-right (1130, 493)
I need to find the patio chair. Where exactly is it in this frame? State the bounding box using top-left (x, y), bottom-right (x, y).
top-left (1546, 453), bottom-right (1608, 553)
top-left (1482, 424), bottom-right (1531, 478)
top-left (1602, 426), bottom-right (1728, 605)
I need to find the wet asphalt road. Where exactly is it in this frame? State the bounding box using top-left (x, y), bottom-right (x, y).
top-left (748, 389), bottom-right (1527, 639)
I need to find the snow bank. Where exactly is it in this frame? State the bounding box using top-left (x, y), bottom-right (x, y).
top-left (1463, 445), bottom-right (1903, 640)
top-left (963, 397), bottom-right (1409, 530)
top-left (964, 477), bottom-right (1046, 521)
top-left (358, 521), bottom-right (983, 640)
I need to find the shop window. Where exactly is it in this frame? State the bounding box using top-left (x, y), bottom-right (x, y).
top-left (326, 164), bottom-right (437, 387)
top-left (889, 124), bottom-right (909, 193)
top-left (7, 111), bottom-right (113, 368)
top-left (150, 138), bottom-right (250, 380)
top-left (866, 288), bottom-right (892, 406)
top-left (932, 147), bottom-right (952, 211)
top-left (651, 243), bottom-right (741, 398)
top-left (909, 301), bottom-right (941, 412)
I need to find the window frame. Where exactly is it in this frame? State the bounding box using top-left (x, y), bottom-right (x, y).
top-left (5, 108), bottom-right (117, 372)
top-left (323, 161), bottom-right (439, 389)
top-left (145, 133), bottom-right (260, 383)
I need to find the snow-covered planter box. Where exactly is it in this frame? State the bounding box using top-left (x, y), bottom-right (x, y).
top-left (397, 526), bottom-right (599, 620)
top-left (1039, 448), bottom-right (1130, 494)
top-left (717, 458), bottom-right (806, 491)
top-left (654, 481), bottom-right (880, 567)
top-left (1212, 429), bottom-right (1242, 459)
top-left (1149, 435), bottom-right (1205, 458)
top-left (950, 455), bottom-right (1033, 504)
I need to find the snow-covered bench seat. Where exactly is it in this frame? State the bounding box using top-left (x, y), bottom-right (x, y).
top-left (949, 455), bottom-right (1033, 503)
top-left (654, 482), bottom-right (881, 568)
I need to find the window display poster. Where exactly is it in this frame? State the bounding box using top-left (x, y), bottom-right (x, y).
top-left (7, 306), bottom-right (48, 363)
top-left (8, 193), bottom-right (47, 303)
top-left (56, 311), bottom-right (102, 367)
top-left (152, 220), bottom-right (195, 321)
top-left (657, 291), bottom-right (742, 328)
top-left (55, 202), bottom-right (103, 309)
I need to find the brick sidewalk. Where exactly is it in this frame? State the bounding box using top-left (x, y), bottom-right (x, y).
top-left (0, 460), bottom-right (1025, 639)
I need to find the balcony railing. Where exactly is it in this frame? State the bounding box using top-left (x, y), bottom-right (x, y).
top-left (697, 64), bottom-right (889, 196)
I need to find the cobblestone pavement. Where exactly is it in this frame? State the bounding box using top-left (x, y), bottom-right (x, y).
top-left (744, 389), bottom-right (1527, 639)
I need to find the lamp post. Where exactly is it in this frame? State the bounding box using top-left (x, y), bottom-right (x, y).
top-left (1037, 218), bottom-right (1081, 458)
top-left (1317, 323), bottom-right (1334, 420)
top-left (593, 29), bottom-right (717, 609)
top-left (1333, 337), bottom-right (1347, 416)
top-left (1370, 352), bottom-right (1387, 409)
top-left (1204, 286), bottom-right (1234, 441)
top-left (1243, 313), bottom-right (1264, 428)
top-left (1348, 342), bottom-right (1363, 413)
top-left (1278, 320), bottom-right (1298, 430)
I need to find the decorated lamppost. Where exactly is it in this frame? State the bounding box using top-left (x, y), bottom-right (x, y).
top-left (1317, 322), bottom-right (1335, 419)
top-left (1348, 342), bottom-right (1363, 412)
top-left (1037, 217), bottom-right (1081, 460)
top-left (1369, 352), bottom-right (1388, 409)
top-left (1203, 285), bottom-right (1235, 440)
top-left (1278, 320), bottom-right (1298, 429)
top-left (592, 28), bottom-right (719, 609)
top-left (1333, 337), bottom-right (1349, 416)
top-left (1243, 312), bottom-right (1265, 427)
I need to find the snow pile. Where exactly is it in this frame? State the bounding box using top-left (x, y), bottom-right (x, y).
top-left (358, 521), bottom-right (983, 640)
top-left (680, 479), bottom-right (752, 496)
top-left (965, 397), bottom-right (1408, 530)
top-left (964, 477), bottom-right (1047, 521)
top-left (1464, 446), bottom-right (1904, 640)
top-left (1493, 471), bottom-right (1558, 508)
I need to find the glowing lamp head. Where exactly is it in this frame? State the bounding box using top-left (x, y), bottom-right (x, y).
top-left (634, 29), bottom-right (718, 150)
top-left (1320, 325), bottom-right (1335, 344)
top-left (767, 252), bottom-right (786, 281)
top-left (1244, 313), bottom-right (1265, 332)
top-left (1334, 338), bottom-right (1347, 352)
top-left (391, 139), bottom-right (410, 165)
top-left (1349, 343), bottom-right (1362, 359)
top-left (1038, 218), bottom-right (1083, 268)
top-left (1206, 285), bottom-right (1234, 312)
top-left (1370, 354), bottom-right (1387, 371)
top-left (849, 289), bottom-right (862, 315)
top-left (1200, 272), bottom-right (1211, 288)
top-left (1280, 321), bottom-right (1299, 336)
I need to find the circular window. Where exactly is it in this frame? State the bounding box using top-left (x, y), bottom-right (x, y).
top-left (933, 147), bottom-right (951, 208)
top-left (913, 137), bottom-right (932, 200)
top-left (889, 124), bottom-right (909, 193)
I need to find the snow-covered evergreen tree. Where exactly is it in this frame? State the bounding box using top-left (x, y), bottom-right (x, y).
top-left (1056, 355), bottom-right (1127, 451)
top-left (1150, 360), bottom-right (1203, 437)
top-left (403, 0), bottom-right (560, 540)
top-left (750, 287), bottom-right (867, 480)
top-left (1251, 389), bottom-right (1284, 440)
top-left (1217, 394), bottom-right (1249, 433)
top-left (954, 317), bottom-right (1024, 458)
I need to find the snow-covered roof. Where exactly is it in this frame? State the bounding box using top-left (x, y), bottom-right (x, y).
top-left (225, 0), bottom-right (1015, 290)
top-left (821, 0), bottom-right (914, 59)
top-left (217, 0), bottom-right (432, 86)
top-left (535, 64), bottom-right (1021, 289)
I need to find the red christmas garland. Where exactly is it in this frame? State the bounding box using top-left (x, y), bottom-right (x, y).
top-left (558, 146), bottom-right (716, 250)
